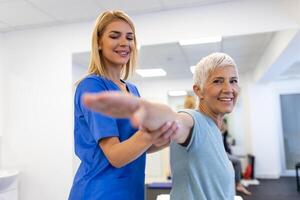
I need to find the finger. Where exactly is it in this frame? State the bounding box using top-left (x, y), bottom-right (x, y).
top-left (162, 128), bottom-right (173, 140)
top-left (163, 126), bottom-right (178, 140)
top-left (153, 137), bottom-right (170, 146)
top-left (159, 121), bottom-right (172, 133)
top-left (148, 122), bottom-right (171, 139)
top-left (162, 121), bottom-right (179, 139)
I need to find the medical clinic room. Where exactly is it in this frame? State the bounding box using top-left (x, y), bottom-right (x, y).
top-left (1, 0), bottom-right (300, 200)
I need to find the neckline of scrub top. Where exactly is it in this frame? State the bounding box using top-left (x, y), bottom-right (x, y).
top-left (108, 79), bottom-right (130, 93)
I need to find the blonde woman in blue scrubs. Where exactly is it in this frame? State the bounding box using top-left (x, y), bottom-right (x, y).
top-left (68, 10), bottom-right (177, 200)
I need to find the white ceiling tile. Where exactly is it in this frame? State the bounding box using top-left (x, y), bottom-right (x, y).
top-left (223, 33), bottom-right (273, 51)
top-left (96, 0), bottom-right (163, 14)
top-left (0, 1), bottom-right (55, 26)
top-left (139, 42), bottom-right (185, 67)
top-left (0, 21), bottom-right (8, 28)
top-left (0, 21), bottom-right (12, 32)
top-left (221, 33), bottom-right (273, 74)
top-left (162, 0), bottom-right (234, 9)
top-left (0, 0), bottom-right (22, 2)
top-left (28, 0), bottom-right (102, 22)
top-left (280, 62), bottom-right (300, 77)
top-left (137, 42), bottom-right (192, 80)
top-left (181, 42), bottom-right (222, 66)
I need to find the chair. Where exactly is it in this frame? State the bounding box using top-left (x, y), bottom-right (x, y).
top-left (296, 162), bottom-right (300, 192)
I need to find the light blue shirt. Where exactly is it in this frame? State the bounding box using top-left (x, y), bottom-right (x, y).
top-left (170, 109), bottom-right (235, 200)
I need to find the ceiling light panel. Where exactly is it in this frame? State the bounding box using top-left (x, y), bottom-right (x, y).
top-left (179, 36), bottom-right (222, 46)
top-left (162, 0), bottom-right (234, 9)
top-left (136, 68), bottom-right (167, 77)
top-left (168, 90), bottom-right (187, 96)
top-left (190, 65), bottom-right (196, 74)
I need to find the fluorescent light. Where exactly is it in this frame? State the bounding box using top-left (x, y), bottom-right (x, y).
top-left (179, 36), bottom-right (222, 46)
top-left (190, 65), bottom-right (196, 74)
top-left (136, 68), bottom-right (167, 77)
top-left (168, 90), bottom-right (187, 96)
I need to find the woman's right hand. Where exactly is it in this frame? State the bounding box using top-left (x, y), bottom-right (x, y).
top-left (143, 121), bottom-right (179, 153)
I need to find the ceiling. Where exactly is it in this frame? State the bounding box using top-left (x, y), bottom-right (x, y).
top-left (73, 32), bottom-right (274, 81)
top-left (278, 61), bottom-right (300, 80)
top-left (1, 0), bottom-right (298, 82)
top-left (0, 0), bottom-right (236, 32)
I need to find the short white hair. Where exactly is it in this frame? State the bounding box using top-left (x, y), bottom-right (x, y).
top-left (193, 52), bottom-right (238, 90)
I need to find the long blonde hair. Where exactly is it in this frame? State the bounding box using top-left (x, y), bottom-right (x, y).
top-left (87, 10), bottom-right (137, 80)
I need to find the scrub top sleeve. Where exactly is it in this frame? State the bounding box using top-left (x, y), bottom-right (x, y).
top-left (77, 78), bottom-right (119, 142)
top-left (132, 85), bottom-right (141, 97)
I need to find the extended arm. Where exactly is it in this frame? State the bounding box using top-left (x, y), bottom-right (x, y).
top-left (99, 121), bottom-right (176, 168)
top-left (83, 91), bottom-right (194, 144)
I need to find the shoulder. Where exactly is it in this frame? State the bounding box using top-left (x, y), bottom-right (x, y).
top-left (176, 110), bottom-right (209, 147)
top-left (178, 109), bottom-right (202, 122)
top-left (78, 75), bottom-right (107, 86)
top-left (76, 75), bottom-right (108, 93)
top-left (179, 109), bottom-right (207, 122)
top-left (74, 75), bottom-right (110, 104)
top-left (177, 109), bottom-right (195, 127)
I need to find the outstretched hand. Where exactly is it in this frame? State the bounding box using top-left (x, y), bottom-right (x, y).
top-left (83, 91), bottom-right (145, 127)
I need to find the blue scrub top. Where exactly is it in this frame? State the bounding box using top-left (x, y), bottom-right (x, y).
top-left (69, 75), bottom-right (145, 200)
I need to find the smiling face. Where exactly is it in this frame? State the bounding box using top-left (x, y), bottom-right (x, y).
top-left (195, 65), bottom-right (239, 117)
top-left (99, 20), bottom-right (134, 69)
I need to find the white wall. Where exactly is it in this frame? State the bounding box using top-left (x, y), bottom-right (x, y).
top-left (1, 1), bottom-right (300, 199)
top-left (1, 22), bottom-right (92, 200)
top-left (0, 34), bottom-right (3, 137)
top-left (239, 77), bottom-right (300, 178)
top-left (0, 34), bottom-right (3, 165)
top-left (247, 83), bottom-right (282, 178)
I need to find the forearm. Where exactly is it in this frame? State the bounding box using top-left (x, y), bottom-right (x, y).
top-left (138, 100), bottom-right (193, 144)
top-left (101, 131), bottom-right (152, 168)
top-left (139, 100), bottom-right (178, 131)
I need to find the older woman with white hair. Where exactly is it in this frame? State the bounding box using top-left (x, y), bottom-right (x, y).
top-left (83, 52), bottom-right (241, 200)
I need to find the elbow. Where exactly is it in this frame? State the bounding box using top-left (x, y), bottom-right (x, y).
top-left (107, 157), bottom-right (126, 168)
top-left (110, 161), bottom-right (125, 168)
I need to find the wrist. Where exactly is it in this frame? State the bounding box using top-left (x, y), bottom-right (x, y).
top-left (136, 130), bottom-right (153, 147)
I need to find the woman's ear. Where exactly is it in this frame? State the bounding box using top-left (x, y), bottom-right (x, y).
top-left (98, 38), bottom-right (102, 50)
top-left (193, 85), bottom-right (204, 100)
